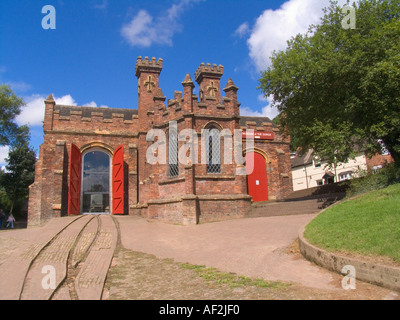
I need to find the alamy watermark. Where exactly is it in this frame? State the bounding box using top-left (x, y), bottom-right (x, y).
top-left (146, 121), bottom-right (255, 176)
top-left (41, 4), bottom-right (355, 31)
top-left (342, 5), bottom-right (356, 30)
top-left (42, 5), bottom-right (56, 30)
top-left (41, 265), bottom-right (56, 290)
top-left (341, 265), bottom-right (356, 290)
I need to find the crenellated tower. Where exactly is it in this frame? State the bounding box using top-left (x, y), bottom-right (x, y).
top-left (195, 63), bottom-right (224, 107)
top-left (135, 56), bottom-right (164, 132)
top-left (135, 56), bottom-right (164, 196)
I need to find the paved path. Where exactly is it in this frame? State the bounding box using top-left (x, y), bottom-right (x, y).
top-left (0, 209), bottom-right (398, 300)
top-left (118, 214), bottom-right (336, 290)
top-left (0, 215), bottom-right (117, 300)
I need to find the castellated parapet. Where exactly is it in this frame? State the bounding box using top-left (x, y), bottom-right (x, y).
top-left (46, 104), bottom-right (139, 137)
top-left (194, 63), bottom-right (224, 83)
top-left (135, 56), bottom-right (163, 77)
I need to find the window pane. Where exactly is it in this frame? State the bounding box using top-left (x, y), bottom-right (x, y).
top-left (82, 151), bottom-right (110, 213)
top-left (168, 131), bottom-right (179, 177)
top-left (206, 128), bottom-right (221, 174)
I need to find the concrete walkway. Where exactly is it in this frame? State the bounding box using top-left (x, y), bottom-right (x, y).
top-left (118, 214), bottom-right (336, 290)
top-left (0, 211), bottom-right (398, 300)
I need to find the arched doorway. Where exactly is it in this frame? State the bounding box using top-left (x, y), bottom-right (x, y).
top-left (82, 150), bottom-right (111, 214)
top-left (245, 152), bottom-right (269, 202)
top-left (68, 144), bottom-right (125, 216)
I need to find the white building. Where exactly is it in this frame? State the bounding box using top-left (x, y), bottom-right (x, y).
top-left (291, 149), bottom-right (368, 192)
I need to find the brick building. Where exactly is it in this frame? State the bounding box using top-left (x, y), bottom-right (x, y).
top-left (28, 58), bottom-right (293, 226)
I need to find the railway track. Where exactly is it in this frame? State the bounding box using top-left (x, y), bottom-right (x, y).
top-left (16, 215), bottom-right (119, 300)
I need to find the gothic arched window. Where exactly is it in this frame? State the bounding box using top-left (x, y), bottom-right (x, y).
top-left (206, 126), bottom-right (221, 174)
top-left (168, 129), bottom-right (179, 177)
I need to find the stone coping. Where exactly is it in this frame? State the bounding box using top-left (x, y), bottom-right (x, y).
top-left (195, 175), bottom-right (236, 180)
top-left (147, 197), bottom-right (183, 205)
top-left (298, 225), bottom-right (400, 292)
top-left (197, 194), bottom-right (251, 201)
top-left (146, 194), bottom-right (252, 205)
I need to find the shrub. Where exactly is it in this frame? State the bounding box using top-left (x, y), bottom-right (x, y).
top-left (347, 163), bottom-right (400, 197)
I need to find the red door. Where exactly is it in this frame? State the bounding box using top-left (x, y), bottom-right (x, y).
top-left (112, 145), bottom-right (124, 215)
top-left (246, 152), bottom-right (269, 202)
top-left (68, 144), bottom-right (82, 215)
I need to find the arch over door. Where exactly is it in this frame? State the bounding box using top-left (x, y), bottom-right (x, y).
top-left (112, 145), bottom-right (124, 215)
top-left (68, 144), bottom-right (82, 215)
top-left (246, 152), bottom-right (269, 202)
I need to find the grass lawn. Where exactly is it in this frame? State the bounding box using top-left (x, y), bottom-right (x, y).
top-left (304, 183), bottom-right (400, 263)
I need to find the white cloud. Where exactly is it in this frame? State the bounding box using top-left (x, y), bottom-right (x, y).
top-left (16, 94), bottom-right (78, 127)
top-left (240, 95), bottom-right (280, 120)
top-left (84, 101), bottom-right (98, 108)
top-left (16, 95), bottom-right (47, 127)
top-left (121, 0), bottom-right (204, 48)
top-left (247, 0), bottom-right (348, 71)
top-left (0, 146), bottom-right (9, 167)
top-left (258, 94), bottom-right (269, 103)
top-left (121, 10), bottom-right (156, 47)
top-left (241, 105), bottom-right (280, 120)
top-left (16, 94), bottom-right (104, 127)
top-left (84, 101), bottom-right (109, 108)
top-left (234, 22), bottom-right (250, 38)
top-left (55, 94), bottom-right (78, 106)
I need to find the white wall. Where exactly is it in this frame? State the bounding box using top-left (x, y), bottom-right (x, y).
top-left (291, 154), bottom-right (368, 192)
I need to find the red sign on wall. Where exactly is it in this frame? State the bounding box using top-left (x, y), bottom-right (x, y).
top-left (242, 131), bottom-right (274, 140)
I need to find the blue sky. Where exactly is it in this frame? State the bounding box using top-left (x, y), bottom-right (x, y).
top-left (0, 0), bottom-right (347, 166)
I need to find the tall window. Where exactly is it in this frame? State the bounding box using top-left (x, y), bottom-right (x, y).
top-left (82, 150), bottom-right (111, 214)
top-left (206, 127), bottom-right (221, 174)
top-left (168, 130), bottom-right (179, 177)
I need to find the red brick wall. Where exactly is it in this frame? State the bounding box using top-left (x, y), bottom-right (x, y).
top-left (28, 97), bottom-right (140, 226)
top-left (366, 153), bottom-right (394, 172)
top-left (28, 58), bottom-right (293, 226)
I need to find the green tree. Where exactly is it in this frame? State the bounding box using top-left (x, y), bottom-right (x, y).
top-left (0, 143), bottom-right (36, 216)
top-left (0, 170), bottom-right (11, 212)
top-left (0, 84), bottom-right (29, 147)
top-left (259, 0), bottom-right (400, 165)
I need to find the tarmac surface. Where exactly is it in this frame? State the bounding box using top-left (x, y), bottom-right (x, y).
top-left (0, 212), bottom-right (398, 300)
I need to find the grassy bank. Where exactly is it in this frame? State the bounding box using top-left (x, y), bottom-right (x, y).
top-left (304, 183), bottom-right (400, 264)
